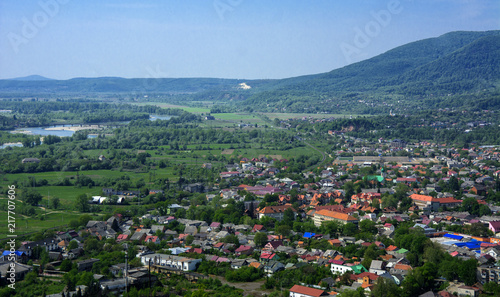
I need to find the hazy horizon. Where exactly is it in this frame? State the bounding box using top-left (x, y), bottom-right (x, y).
top-left (1, 0), bottom-right (499, 80)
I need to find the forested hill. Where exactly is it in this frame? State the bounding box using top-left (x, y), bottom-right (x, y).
top-left (1, 30), bottom-right (499, 113)
top-left (242, 31), bottom-right (500, 108)
top-left (0, 77), bottom-right (258, 94)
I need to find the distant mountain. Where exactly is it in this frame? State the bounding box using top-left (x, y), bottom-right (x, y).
top-left (0, 76), bottom-right (254, 94)
top-left (0, 30), bottom-right (498, 113)
top-left (8, 75), bottom-right (54, 81)
top-left (239, 30), bottom-right (500, 112)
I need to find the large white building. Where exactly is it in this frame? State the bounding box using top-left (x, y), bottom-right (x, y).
top-left (140, 253), bottom-right (201, 272)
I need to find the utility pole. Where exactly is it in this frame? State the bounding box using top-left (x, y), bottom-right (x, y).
top-left (125, 250), bottom-right (128, 294)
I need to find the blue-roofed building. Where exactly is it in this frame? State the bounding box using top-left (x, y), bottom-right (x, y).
top-left (444, 233), bottom-right (463, 240)
top-left (454, 242), bottom-right (481, 250)
top-left (0, 250), bottom-right (28, 263)
top-left (303, 232), bottom-right (315, 239)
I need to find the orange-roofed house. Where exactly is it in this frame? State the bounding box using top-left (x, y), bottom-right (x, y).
top-left (313, 209), bottom-right (358, 227)
top-left (289, 284), bottom-right (328, 297)
top-left (350, 272), bottom-right (380, 285)
top-left (249, 262), bottom-right (263, 269)
top-left (328, 239), bottom-right (342, 247)
top-left (410, 194), bottom-right (462, 211)
top-left (257, 204), bottom-right (297, 221)
top-left (390, 263), bottom-right (413, 275)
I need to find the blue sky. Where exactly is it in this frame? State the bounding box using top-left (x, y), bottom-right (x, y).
top-left (0, 0), bottom-right (499, 80)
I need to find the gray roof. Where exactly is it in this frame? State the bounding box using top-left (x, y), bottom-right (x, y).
top-left (370, 260), bottom-right (385, 270)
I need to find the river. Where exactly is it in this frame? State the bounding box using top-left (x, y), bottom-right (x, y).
top-left (3, 115), bottom-right (172, 147)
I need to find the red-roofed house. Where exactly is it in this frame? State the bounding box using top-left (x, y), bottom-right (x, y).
top-left (235, 245), bottom-right (254, 256)
top-left (116, 234), bottom-right (128, 242)
top-left (289, 284), bottom-right (328, 297)
top-left (188, 248), bottom-right (203, 254)
top-left (386, 245), bottom-right (399, 252)
top-left (260, 252), bottom-right (279, 262)
top-left (210, 222), bottom-right (221, 229)
top-left (252, 224), bottom-right (266, 233)
top-left (144, 236), bottom-right (160, 244)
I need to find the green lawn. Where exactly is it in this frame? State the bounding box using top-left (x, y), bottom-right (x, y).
top-left (0, 209), bottom-right (88, 238)
top-left (263, 112), bottom-right (367, 120)
top-left (131, 102), bottom-right (211, 114)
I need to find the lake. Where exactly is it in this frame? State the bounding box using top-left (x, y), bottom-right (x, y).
top-left (10, 115), bottom-right (172, 138)
top-left (0, 143), bottom-right (23, 149)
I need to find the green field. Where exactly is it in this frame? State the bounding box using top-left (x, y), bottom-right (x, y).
top-left (0, 208), bottom-right (94, 238)
top-left (263, 112), bottom-right (362, 120)
top-left (131, 102), bottom-right (211, 114)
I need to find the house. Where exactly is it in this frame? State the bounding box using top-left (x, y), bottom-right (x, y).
top-left (313, 209), bottom-right (358, 227)
top-left (264, 241), bottom-right (283, 251)
top-left (252, 224), bottom-right (266, 233)
top-left (185, 183), bottom-right (204, 193)
top-left (151, 225), bottom-right (166, 233)
top-left (116, 234), bottom-right (129, 242)
top-left (18, 238), bottom-right (58, 257)
top-left (0, 262), bottom-right (32, 282)
top-left (141, 253), bottom-right (202, 271)
top-left (471, 184), bottom-right (488, 196)
top-left (257, 204), bottom-right (296, 221)
top-left (77, 258), bottom-right (100, 272)
top-left (249, 261), bottom-right (263, 270)
top-left (48, 251), bottom-right (63, 261)
top-left (260, 252), bottom-right (280, 262)
top-left (350, 272), bottom-right (380, 286)
top-left (488, 221), bottom-right (500, 234)
top-left (449, 285), bottom-right (480, 297)
top-left (231, 259), bottom-right (249, 270)
top-left (67, 248), bottom-right (84, 259)
top-left (264, 260), bottom-right (285, 274)
top-left (144, 236), bottom-right (160, 244)
top-left (369, 260), bottom-right (387, 275)
top-left (108, 264), bottom-right (129, 278)
top-left (483, 246), bottom-right (500, 260)
top-left (235, 245), bottom-right (253, 256)
top-left (130, 232), bottom-right (147, 242)
top-left (390, 263), bottom-right (413, 275)
top-left (289, 284), bottom-right (328, 297)
top-left (409, 194), bottom-right (462, 211)
top-left (0, 251), bottom-right (28, 263)
top-left (22, 158), bottom-right (40, 163)
top-left (331, 262), bottom-right (367, 275)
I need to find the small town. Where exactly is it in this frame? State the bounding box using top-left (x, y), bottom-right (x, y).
top-left (1, 1), bottom-right (499, 296)
top-left (3, 135), bottom-right (500, 297)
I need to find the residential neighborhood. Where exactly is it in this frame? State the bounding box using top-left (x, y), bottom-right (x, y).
top-left (2, 139), bottom-right (500, 297)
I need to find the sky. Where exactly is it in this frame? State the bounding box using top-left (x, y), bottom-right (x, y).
top-left (0, 0), bottom-right (499, 80)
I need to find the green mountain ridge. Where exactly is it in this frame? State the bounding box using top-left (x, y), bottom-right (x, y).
top-left (1, 30), bottom-right (498, 114)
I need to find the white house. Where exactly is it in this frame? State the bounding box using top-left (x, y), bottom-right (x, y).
top-left (140, 253), bottom-right (201, 272)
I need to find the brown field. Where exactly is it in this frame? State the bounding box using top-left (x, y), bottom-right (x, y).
top-left (259, 154), bottom-right (283, 159)
top-left (221, 149), bottom-right (235, 155)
